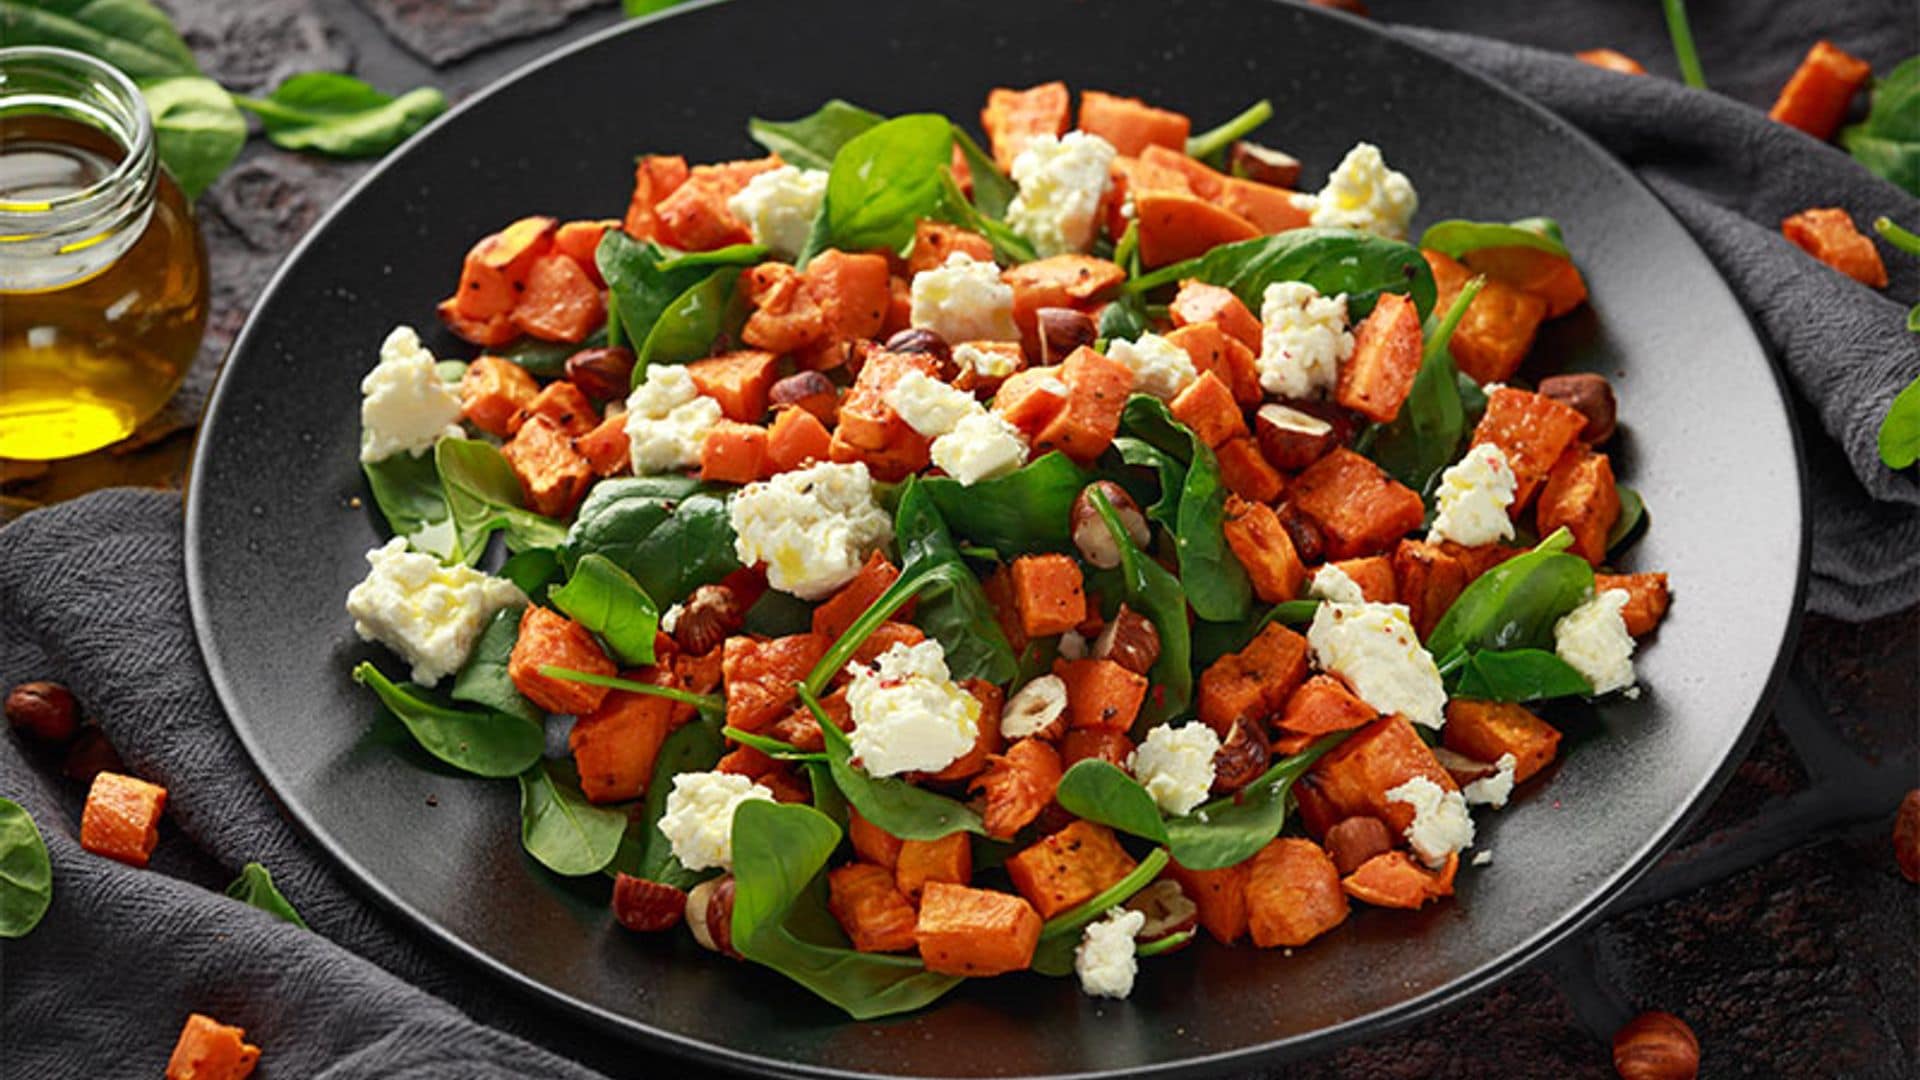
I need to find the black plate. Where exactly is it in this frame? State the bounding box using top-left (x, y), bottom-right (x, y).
top-left (185, 1), bottom-right (1807, 1075)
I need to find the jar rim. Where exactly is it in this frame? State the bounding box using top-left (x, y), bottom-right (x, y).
top-left (0, 45), bottom-right (156, 214)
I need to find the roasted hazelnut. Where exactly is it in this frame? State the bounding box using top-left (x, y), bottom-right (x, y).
top-left (1070, 481), bottom-right (1152, 569)
top-left (1122, 879), bottom-right (1199, 945)
top-left (1274, 502), bottom-right (1326, 565)
top-left (564, 346), bottom-right (637, 403)
top-left (673, 584), bottom-right (746, 656)
top-left (1431, 746), bottom-right (1500, 789)
top-left (1092, 605), bottom-right (1161, 676)
top-left (1036, 307), bottom-right (1098, 365)
top-left (1210, 716), bottom-right (1271, 793)
top-left (1895, 789), bottom-right (1919, 884)
top-left (883, 327), bottom-right (953, 370)
top-left (1538, 373), bottom-right (1617, 444)
top-left (1254, 403), bottom-right (1336, 471)
top-left (61, 726), bottom-right (122, 784)
top-left (768, 370), bottom-right (839, 425)
top-left (1612, 1011), bottom-right (1700, 1080)
top-left (685, 875), bottom-right (740, 958)
top-left (612, 873), bottom-right (687, 933)
top-left (1001, 675), bottom-right (1069, 741)
top-left (6, 681), bottom-right (78, 745)
top-left (1323, 815), bottom-right (1395, 876)
top-left (1228, 140), bottom-right (1303, 189)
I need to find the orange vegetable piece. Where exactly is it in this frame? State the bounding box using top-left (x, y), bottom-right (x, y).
top-left (1435, 541), bottom-right (1523, 582)
top-left (1442, 700), bottom-right (1562, 784)
top-left (698, 420), bottom-right (770, 484)
top-left (1214, 176), bottom-right (1312, 234)
top-left (79, 771), bottom-right (166, 868)
top-left (459, 355), bottom-right (539, 438)
top-left (847, 620), bottom-right (927, 670)
top-left (570, 665), bottom-right (679, 803)
top-left (500, 414), bottom-right (593, 519)
top-left (1537, 447), bottom-right (1620, 566)
top-left (1054, 657), bottom-right (1149, 732)
top-left (1342, 850), bottom-right (1458, 909)
top-left (687, 350), bottom-right (779, 423)
top-left (914, 881), bottom-right (1042, 976)
top-left (166, 1013), bottom-right (260, 1080)
top-left (896, 832), bottom-right (973, 903)
top-left (448, 215), bottom-right (556, 321)
top-left (716, 742), bottom-right (777, 778)
top-left (1330, 555), bottom-right (1397, 603)
top-left (1222, 495), bottom-right (1306, 603)
top-left (1595, 572), bottom-right (1671, 637)
top-left (970, 737), bottom-right (1064, 840)
top-left (622, 154), bottom-right (690, 242)
top-left (769, 684), bottom-right (851, 752)
top-left (914, 680), bottom-right (1004, 784)
top-left (520, 380), bottom-right (597, 438)
top-left (1059, 728), bottom-right (1134, 771)
top-left (909, 219), bottom-right (995, 276)
top-left (1286, 448), bottom-right (1426, 560)
top-left (508, 606), bottom-right (615, 716)
top-left (1033, 346), bottom-right (1134, 463)
top-left (1461, 245), bottom-right (1589, 319)
top-left (1768, 40), bottom-right (1873, 142)
top-left (1164, 322), bottom-right (1262, 406)
top-left (1336, 292), bottom-right (1422, 423)
top-left (1010, 553), bottom-right (1087, 638)
top-left (742, 261), bottom-right (830, 355)
top-left (552, 219), bottom-right (618, 284)
top-left (574, 413), bottom-right (632, 477)
top-left (721, 633), bottom-right (829, 732)
top-left (1197, 622), bottom-right (1309, 733)
top-left (981, 82), bottom-right (1072, 171)
top-left (1169, 370), bottom-right (1248, 449)
top-left (655, 155), bottom-right (781, 251)
top-left (1135, 192), bottom-right (1260, 268)
top-left (1165, 860), bottom-right (1250, 945)
top-left (1422, 249), bottom-right (1547, 385)
top-left (436, 300), bottom-right (517, 348)
top-left (1246, 837), bottom-right (1349, 947)
top-left (828, 864), bottom-right (921, 953)
top-left (511, 252), bottom-right (606, 344)
top-left (1005, 820), bottom-right (1137, 919)
top-left (837, 350), bottom-right (940, 452)
top-left (1781, 207), bottom-right (1889, 287)
top-left (1469, 388), bottom-right (1589, 510)
top-left (801, 249), bottom-right (892, 347)
top-left (1169, 280), bottom-right (1263, 353)
top-left (991, 366), bottom-right (1071, 438)
top-left (1574, 48), bottom-right (1647, 75)
top-left (1293, 716), bottom-right (1458, 839)
top-left (1215, 435), bottom-right (1284, 503)
top-left (1392, 539), bottom-right (1469, 640)
top-left (765, 405), bottom-right (834, 474)
top-left (812, 551), bottom-right (905, 640)
top-left (1138, 144), bottom-right (1226, 198)
top-left (848, 807), bottom-right (903, 870)
top-left (1002, 254), bottom-right (1127, 353)
top-left (1278, 674), bottom-right (1377, 737)
top-left (1077, 90), bottom-right (1192, 156)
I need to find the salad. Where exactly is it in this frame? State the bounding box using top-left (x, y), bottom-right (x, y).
top-left (343, 82), bottom-right (1671, 1017)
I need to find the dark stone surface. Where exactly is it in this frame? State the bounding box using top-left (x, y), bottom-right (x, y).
top-left (356, 0), bottom-right (617, 65)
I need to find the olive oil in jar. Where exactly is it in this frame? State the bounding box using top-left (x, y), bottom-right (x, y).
top-left (0, 48), bottom-right (209, 461)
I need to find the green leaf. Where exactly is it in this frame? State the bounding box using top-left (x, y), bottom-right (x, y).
top-left (1127, 228), bottom-right (1437, 320)
top-left (1367, 276), bottom-right (1486, 492)
top-left (449, 606), bottom-right (541, 724)
top-left (951, 127), bottom-right (1016, 219)
top-left (1608, 485), bottom-right (1649, 554)
top-left (1660, 0), bottom-right (1708, 89)
top-left (1189, 599), bottom-right (1321, 673)
top-left (549, 553), bottom-right (658, 666)
top-left (1842, 58), bottom-right (1920, 196)
top-left (361, 451), bottom-right (454, 560)
top-left (537, 666), bottom-right (723, 716)
top-left (1185, 99), bottom-right (1272, 165)
top-left (352, 662), bottom-right (544, 777)
top-left (639, 266), bottom-right (747, 367)
top-left (1449, 648), bottom-right (1593, 701)
top-left (517, 759), bottom-right (627, 877)
top-left (435, 439), bottom-right (569, 564)
top-left (1419, 218), bottom-right (1569, 260)
top-left (595, 233), bottom-right (763, 382)
top-left (1052, 760), bottom-right (1170, 845)
top-left (563, 476), bottom-right (740, 609)
top-left (1118, 396), bottom-right (1252, 622)
top-left (1136, 928), bottom-right (1196, 957)
top-left (224, 862), bottom-right (307, 929)
top-left (919, 452), bottom-right (1096, 555)
top-left (821, 114), bottom-right (954, 255)
top-left (0, 799), bottom-right (52, 939)
top-left (139, 75), bottom-right (245, 200)
top-left (932, 166), bottom-right (1035, 265)
top-left (1879, 374), bottom-right (1920, 469)
top-left (1425, 530), bottom-right (1593, 663)
top-left (235, 73), bottom-right (444, 157)
top-left (498, 547), bottom-right (563, 604)
top-left (1877, 216), bottom-right (1920, 258)
top-left (621, 718), bottom-right (726, 888)
top-left (1, 0), bottom-right (200, 81)
top-left (809, 688), bottom-right (986, 841)
top-left (622, 0), bottom-right (690, 14)
top-left (1162, 731), bottom-right (1350, 870)
top-left (1030, 848), bottom-right (1169, 976)
top-left (1112, 436), bottom-right (1183, 530)
top-left (748, 98), bottom-right (884, 171)
top-left (1087, 483), bottom-right (1192, 724)
top-left (496, 328), bottom-right (608, 379)
top-left (723, 727), bottom-right (827, 762)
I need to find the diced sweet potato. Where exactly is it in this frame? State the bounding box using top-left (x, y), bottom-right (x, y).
top-left (1537, 447), bottom-right (1620, 566)
top-left (914, 881), bottom-right (1042, 976)
top-left (79, 771), bottom-right (166, 868)
top-left (1078, 90), bottom-right (1192, 157)
top-left (655, 156), bottom-right (781, 251)
top-left (1003, 255), bottom-right (1127, 353)
top-left (1461, 245), bottom-right (1588, 319)
top-left (829, 864), bottom-right (921, 953)
top-left (716, 742), bottom-right (777, 778)
top-left (743, 262), bottom-right (830, 355)
top-left (1278, 674), bottom-right (1377, 737)
top-left (1169, 370), bottom-right (1248, 449)
top-left (991, 366), bottom-right (1071, 438)
top-left (1331, 555), bottom-right (1397, 602)
top-left (1436, 541), bottom-right (1523, 582)
top-left (1392, 539), bottom-right (1469, 640)
top-left (837, 350), bottom-right (941, 452)
top-left (166, 1013), bottom-right (260, 1080)
top-left (519, 380), bottom-right (598, 438)
top-left (509, 605), bottom-right (615, 715)
top-left (695, 421), bottom-right (767, 485)
top-left (1575, 48), bottom-right (1647, 75)
top-left (622, 155), bottom-right (690, 242)
top-left (1335, 291), bottom-right (1422, 423)
top-left (1222, 494), bottom-right (1306, 603)
top-left (570, 665), bottom-right (679, 803)
top-left (552, 219), bottom-right (617, 284)
top-left (765, 405), bottom-right (834, 475)
top-left (721, 633), bottom-right (829, 732)
top-left (1596, 572), bottom-right (1671, 637)
top-left (1197, 622), bottom-right (1309, 733)
top-left (1341, 850), bottom-right (1457, 909)
top-left (1442, 700), bottom-right (1562, 784)
top-left (847, 621), bottom-right (927, 671)
top-left (1768, 40), bottom-right (1872, 142)
top-left (1216, 435), bottom-right (1284, 503)
top-left (1136, 193), bottom-right (1260, 268)
top-left (1139, 144), bottom-right (1226, 198)
top-left (1165, 859), bottom-right (1250, 945)
top-left (1323, 815), bottom-right (1395, 876)
top-left (448, 215), bottom-right (555, 321)
top-left (1213, 176), bottom-right (1312, 234)
top-left (1246, 837), bottom-right (1349, 948)
top-left (575, 413), bottom-right (632, 477)
top-left (1469, 388), bottom-right (1590, 511)
top-left (970, 737), bottom-right (1064, 840)
top-left (511, 252), bottom-right (605, 343)
top-left (436, 300), bottom-right (517, 348)
top-left (1165, 321), bottom-right (1262, 405)
top-left (1059, 728), bottom-right (1134, 770)
top-left (1054, 657), bottom-right (1149, 732)
top-left (982, 82), bottom-right (1071, 171)
top-left (896, 832), bottom-right (973, 903)
top-left (1286, 448), bottom-right (1426, 560)
top-left (802, 249), bottom-right (893, 346)
top-left (848, 807), bottom-right (903, 869)
top-left (1010, 553), bottom-right (1087, 638)
top-left (1033, 346), bottom-right (1133, 463)
top-left (813, 552), bottom-right (904, 641)
top-left (687, 350), bottom-right (779, 423)
top-left (1294, 716), bottom-right (1457, 838)
top-left (1170, 280), bottom-right (1263, 353)
top-left (910, 219), bottom-right (996, 276)
top-left (1005, 820), bottom-right (1137, 919)
top-left (500, 414), bottom-right (594, 519)
top-left (460, 355), bottom-right (539, 438)
top-left (1781, 207), bottom-right (1889, 287)
top-left (769, 684), bottom-right (851, 752)
top-left (1423, 249), bottom-right (1547, 385)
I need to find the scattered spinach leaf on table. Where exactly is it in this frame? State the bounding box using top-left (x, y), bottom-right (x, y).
top-left (139, 75), bottom-right (245, 200)
top-left (225, 862), bottom-right (308, 929)
top-left (233, 73), bottom-right (445, 157)
top-left (0, 799), bottom-right (52, 939)
top-left (1842, 59), bottom-right (1919, 196)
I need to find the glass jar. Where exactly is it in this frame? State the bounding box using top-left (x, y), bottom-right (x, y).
top-left (0, 46), bottom-right (209, 461)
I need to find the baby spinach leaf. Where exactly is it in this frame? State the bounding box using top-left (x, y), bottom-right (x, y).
top-left (234, 73), bottom-right (444, 157)
top-left (1186, 99), bottom-right (1272, 165)
top-left (2, 0), bottom-right (201, 81)
top-left (723, 727), bottom-right (827, 762)
top-left (620, 717), bottom-right (725, 888)
top-left (596, 233), bottom-right (763, 381)
top-left (1119, 396), bottom-right (1251, 623)
top-left (0, 799), bottom-right (52, 939)
top-left (140, 75), bottom-right (246, 200)
top-left (1843, 58), bottom-right (1920, 195)
top-left (1162, 731), bottom-right (1349, 871)
top-left (730, 800), bottom-right (963, 1019)
top-left (1127, 228), bottom-right (1437, 320)
top-left (361, 451), bottom-right (453, 560)
top-left (1052, 760), bottom-right (1170, 845)
top-left (497, 330), bottom-right (606, 379)
top-left (1880, 375), bottom-right (1920, 470)
top-left (821, 114), bottom-right (953, 255)
top-left (639, 266), bottom-right (748, 368)
top-left (498, 547), bottom-right (563, 604)
top-left (1189, 599), bottom-right (1322, 672)
top-left (1449, 648), bottom-right (1592, 701)
top-left (807, 760), bottom-right (850, 834)
top-left (920, 451), bottom-right (1095, 555)
top-left (1136, 928), bottom-right (1196, 957)
top-left (563, 476), bottom-right (739, 608)
top-left (352, 662), bottom-right (544, 777)
top-left (518, 759), bottom-right (626, 877)
top-left (1098, 222), bottom-right (1152, 343)
top-left (1419, 217), bottom-right (1569, 260)
top-left (1088, 484), bottom-right (1192, 723)
top-left (748, 98), bottom-right (884, 169)
top-left (808, 688), bottom-right (986, 841)
top-left (1425, 529), bottom-right (1592, 664)
top-left (1111, 436), bottom-right (1184, 530)
top-left (538, 666), bottom-right (723, 716)
top-left (449, 606), bottom-right (541, 724)
top-left (224, 862), bottom-right (307, 929)
top-left (1366, 276), bottom-right (1486, 492)
top-left (1030, 847), bottom-right (1169, 976)
top-left (549, 554), bottom-right (658, 666)
top-left (1660, 0), bottom-right (1708, 89)
top-left (436, 439), bottom-right (569, 564)
top-left (933, 167), bottom-right (1035, 264)
top-left (951, 127), bottom-right (1016, 219)
top-left (1608, 485), bottom-right (1650, 554)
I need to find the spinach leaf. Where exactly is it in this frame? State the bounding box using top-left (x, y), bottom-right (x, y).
top-left (1098, 222), bottom-right (1152, 342)
top-left (1186, 99), bottom-right (1272, 165)
top-left (1880, 374), bottom-right (1920, 470)
top-left (1, 0), bottom-right (200, 81)
top-left (361, 451), bottom-right (453, 559)
top-left (1660, 0), bottom-right (1708, 89)
top-left (920, 451), bottom-right (1095, 555)
top-left (233, 73), bottom-right (444, 157)
top-left (820, 114), bottom-right (953, 255)
top-left (1136, 928), bottom-right (1196, 957)
top-left (1189, 599), bottom-right (1321, 673)
top-left (352, 662), bottom-right (544, 777)
top-left (639, 266), bottom-right (748, 368)
top-left (723, 727), bottom-right (827, 762)
top-left (808, 688), bottom-right (986, 841)
top-left (933, 167), bottom-right (1035, 265)
top-left (1425, 529), bottom-right (1593, 664)
top-left (743, 586), bottom-right (813, 637)
top-left (1366, 275), bottom-right (1486, 492)
top-left (538, 667), bottom-right (723, 716)
top-left (140, 75), bottom-right (245, 200)
top-left (1052, 760), bottom-right (1170, 845)
top-left (563, 476), bottom-right (739, 608)
top-left (748, 99), bottom-right (883, 171)
top-left (1029, 847), bottom-right (1170, 976)
top-left (224, 862), bottom-right (307, 929)
top-left (1419, 217), bottom-right (1569, 260)
top-left (1119, 396), bottom-right (1251, 622)
top-left (1608, 485), bottom-right (1649, 554)
top-left (1112, 436), bottom-right (1184, 530)
top-left (1163, 731), bottom-right (1349, 870)
top-left (1088, 484), bottom-right (1192, 723)
top-left (450, 606), bottom-right (542, 724)
top-left (498, 547), bottom-right (563, 604)
top-left (730, 801), bottom-right (962, 1019)
top-left (498, 330), bottom-right (606, 379)
top-left (517, 759), bottom-right (626, 877)
top-left (1449, 648), bottom-right (1592, 701)
top-left (621, 718), bottom-right (725, 888)
top-left (1127, 228), bottom-right (1437, 320)
top-left (436, 439), bottom-right (569, 564)
top-left (807, 760), bottom-right (850, 833)
top-left (0, 799), bottom-right (51, 939)
top-left (596, 233), bottom-right (763, 382)
top-left (951, 127), bottom-right (1017, 219)
top-left (549, 554), bottom-right (658, 666)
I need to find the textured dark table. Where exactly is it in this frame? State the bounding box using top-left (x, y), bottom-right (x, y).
top-left (9, 1), bottom-right (1915, 1075)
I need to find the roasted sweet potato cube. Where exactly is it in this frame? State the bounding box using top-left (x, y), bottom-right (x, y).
top-left (1170, 370), bottom-right (1248, 449)
top-left (1781, 207), bottom-right (1889, 287)
top-left (1197, 622), bottom-right (1309, 733)
top-left (991, 366), bottom-right (1072, 438)
top-left (1165, 321), bottom-right (1262, 405)
top-left (829, 864), bottom-right (921, 953)
top-left (1214, 175), bottom-right (1312, 233)
top-left (1278, 674), bottom-right (1377, 736)
top-left (459, 355), bottom-right (539, 437)
top-left (1135, 193), bottom-right (1260, 268)
top-left (569, 665), bottom-right (679, 803)
top-left (622, 154), bottom-right (690, 242)
top-left (982, 81), bottom-right (1071, 171)
top-left (1330, 555), bottom-right (1397, 603)
top-left (1537, 447), bottom-right (1620, 565)
top-left (1215, 435), bottom-right (1284, 503)
top-left (1005, 820), bottom-right (1137, 919)
top-left (1294, 716), bottom-right (1458, 838)
top-left (500, 414), bottom-right (594, 519)
top-left (575, 413), bottom-right (631, 477)
top-left (509, 605), bottom-right (615, 715)
top-left (1461, 245), bottom-right (1588, 319)
top-left (448, 215), bottom-right (555, 320)
top-left (720, 633), bottom-right (829, 732)
top-left (1222, 494), bottom-right (1306, 603)
top-left (1003, 255), bottom-right (1126, 333)
top-left (1436, 541), bottom-right (1523, 582)
top-left (813, 552), bottom-right (905, 641)
top-left (848, 808), bottom-right (904, 870)
top-left (655, 156), bottom-right (780, 251)
top-left (848, 621), bottom-right (929, 670)
top-left (970, 737), bottom-right (1064, 840)
top-left (1470, 388), bottom-right (1590, 511)
top-left (910, 219), bottom-right (996, 276)
top-left (1342, 850), bottom-right (1458, 909)
top-left (765, 405), bottom-right (834, 475)
top-left (802, 249), bottom-right (892, 345)
top-left (1165, 859), bottom-right (1250, 945)
top-left (520, 380), bottom-right (598, 438)
top-left (1769, 41), bottom-right (1874, 142)
top-left (688, 350), bottom-right (779, 423)
top-left (914, 881), bottom-right (1042, 976)
top-left (742, 261), bottom-right (830, 355)
top-left (1054, 657), bottom-right (1149, 732)
top-left (1442, 700), bottom-right (1562, 784)
top-left (166, 1013), bottom-right (260, 1080)
top-left (1286, 448), bottom-right (1426, 560)
top-left (552, 218), bottom-right (616, 283)
top-left (1247, 838), bottom-right (1349, 947)
top-left (1078, 90), bottom-right (1192, 156)
top-left (1059, 728), bottom-right (1134, 771)
top-left (1169, 280), bottom-right (1262, 353)
top-left (1336, 292), bottom-right (1422, 423)
top-left (698, 420), bottom-right (770, 485)
top-left (1393, 539), bottom-right (1469, 640)
top-left (1424, 249), bottom-right (1547, 385)
top-left (1011, 553), bottom-right (1087, 638)
top-left (838, 350), bottom-right (940, 451)
top-left (1034, 346), bottom-right (1134, 463)
top-left (913, 680), bottom-right (1004, 784)
top-left (1596, 572), bottom-right (1671, 637)
top-left (80, 771), bottom-right (167, 868)
top-left (511, 252), bottom-right (605, 344)
top-left (896, 832), bottom-right (973, 904)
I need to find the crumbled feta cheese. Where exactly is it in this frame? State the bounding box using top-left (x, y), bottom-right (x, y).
top-left (954, 342), bottom-right (1021, 380)
top-left (1472, 849), bottom-right (1493, 866)
top-left (1057, 629), bottom-right (1088, 661)
top-left (345, 538), bottom-right (526, 685)
top-left (1006, 131), bottom-right (1116, 257)
top-left (886, 369), bottom-right (980, 438)
top-left (910, 252), bottom-right (1019, 343)
top-left (1307, 602), bottom-right (1447, 730)
top-left (360, 325), bottom-right (464, 463)
top-left (845, 639), bottom-right (982, 777)
top-left (725, 164), bottom-right (827, 260)
top-left (624, 364), bottom-right (724, 475)
top-left (1308, 563), bottom-right (1367, 605)
top-left (1105, 333), bottom-right (1198, 402)
top-left (930, 410), bottom-right (1029, 485)
top-left (1257, 282), bottom-right (1353, 399)
top-left (1295, 142), bottom-right (1418, 241)
top-left (656, 770), bottom-right (775, 872)
top-left (1386, 775), bottom-right (1475, 868)
top-left (1463, 753), bottom-right (1518, 808)
top-left (1554, 588), bottom-right (1637, 695)
top-left (1428, 444), bottom-right (1518, 547)
top-left (1074, 906), bottom-right (1145, 999)
top-left (1129, 723), bottom-right (1221, 817)
top-left (660, 603), bottom-right (683, 635)
top-left (730, 461), bottom-right (894, 600)
top-left (1001, 675), bottom-right (1068, 739)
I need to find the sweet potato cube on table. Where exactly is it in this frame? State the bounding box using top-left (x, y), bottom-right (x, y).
top-left (1170, 280), bottom-right (1263, 353)
top-left (1781, 208), bottom-right (1889, 287)
top-left (970, 737), bottom-right (1064, 840)
top-left (499, 415), bottom-right (594, 519)
top-left (575, 413), bottom-right (631, 477)
top-left (896, 832), bottom-right (974, 904)
top-left (915, 881), bottom-right (1042, 976)
top-left (1286, 448), bottom-right (1426, 560)
top-left (1423, 249), bottom-right (1548, 385)
top-left (720, 633), bottom-right (829, 732)
top-left (910, 219), bottom-right (995, 276)
top-left (981, 81), bottom-right (1071, 170)
top-left (1537, 447), bottom-right (1620, 566)
top-left (698, 421), bottom-right (770, 484)
top-left (1197, 622), bottom-right (1310, 733)
top-left (848, 808), bottom-right (903, 870)
top-left (1165, 859), bottom-right (1251, 945)
top-left (829, 864), bottom-right (921, 953)
top-left (1055, 657), bottom-right (1149, 732)
top-left (1222, 495), bottom-right (1307, 603)
top-left (688, 350), bottom-right (779, 423)
top-left (622, 154), bottom-right (690, 242)
top-left (1768, 40), bottom-right (1873, 142)
top-left (569, 665), bottom-right (680, 803)
top-left (1279, 674), bottom-right (1377, 737)
top-left (1461, 245), bottom-right (1589, 319)
top-left (80, 771), bottom-right (167, 868)
top-left (1342, 850), bottom-right (1458, 909)
top-left (1293, 716), bottom-right (1459, 838)
top-left (1393, 540), bottom-right (1469, 640)
top-left (1078, 90), bottom-right (1192, 156)
top-left (1165, 322), bottom-right (1261, 405)
top-left (1010, 553), bottom-right (1087, 638)
top-left (1005, 820), bottom-right (1137, 919)
top-left (1170, 371), bottom-right (1247, 449)
top-left (509, 606), bottom-right (615, 715)
top-left (1034, 346), bottom-right (1135, 463)
top-left (1469, 388), bottom-right (1589, 511)
top-left (459, 355), bottom-right (539, 437)
top-left (520, 380), bottom-right (597, 437)
top-left (1246, 838), bottom-right (1349, 948)
top-left (992, 366), bottom-right (1071, 438)
top-left (166, 1013), bottom-right (260, 1080)
top-left (1330, 555), bottom-right (1397, 603)
top-left (1336, 292), bottom-right (1422, 423)
top-left (511, 253), bottom-right (605, 343)
top-left (1135, 193), bottom-right (1260, 268)
top-left (1595, 572), bottom-right (1671, 637)
top-left (1443, 700), bottom-right (1562, 784)
top-left (765, 406), bottom-right (834, 475)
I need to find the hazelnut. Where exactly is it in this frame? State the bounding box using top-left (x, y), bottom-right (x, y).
top-left (673, 584), bottom-right (746, 656)
top-left (1254, 403), bottom-right (1336, 471)
top-left (1228, 141), bottom-right (1303, 189)
top-left (1612, 1011), bottom-right (1699, 1080)
top-left (1001, 675), bottom-right (1069, 741)
top-left (61, 726), bottom-right (122, 784)
top-left (1122, 879), bottom-right (1199, 945)
top-left (1092, 605), bottom-right (1161, 676)
top-left (564, 346), bottom-right (637, 403)
top-left (612, 873), bottom-right (687, 932)
top-left (1070, 481), bottom-right (1152, 569)
top-left (1036, 307), bottom-right (1098, 365)
top-left (1274, 502), bottom-right (1326, 565)
top-left (685, 875), bottom-right (740, 958)
top-left (1210, 716), bottom-right (1271, 793)
top-left (883, 327), bottom-right (953, 372)
top-left (1323, 815), bottom-right (1394, 875)
top-left (1895, 790), bottom-right (1919, 884)
top-left (1432, 746), bottom-right (1500, 788)
top-left (6, 681), bottom-right (78, 745)
top-left (768, 370), bottom-right (839, 425)
top-left (1538, 373), bottom-right (1617, 444)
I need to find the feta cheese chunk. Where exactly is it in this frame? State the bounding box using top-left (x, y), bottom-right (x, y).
top-left (954, 341), bottom-right (1022, 381)
top-left (911, 253), bottom-right (1020, 343)
top-left (1428, 444), bottom-right (1518, 547)
top-left (1106, 333), bottom-right (1198, 401)
top-left (1308, 563), bottom-right (1367, 605)
top-left (360, 325), bottom-right (464, 463)
top-left (1463, 753), bottom-right (1518, 808)
top-left (885, 369), bottom-right (979, 438)
top-left (1129, 723), bottom-right (1221, 817)
top-left (1386, 775), bottom-right (1474, 868)
top-left (725, 164), bottom-right (827, 260)
top-left (730, 460), bottom-right (894, 600)
top-left (1295, 142), bottom-right (1418, 241)
top-left (931, 410), bottom-right (1029, 486)
top-left (623, 364), bottom-right (724, 475)
top-left (845, 640), bottom-right (982, 777)
top-left (1074, 907), bottom-right (1146, 999)
top-left (345, 538), bottom-right (526, 685)
top-left (1257, 282), bottom-right (1353, 399)
top-left (656, 770), bottom-right (775, 872)
top-left (1006, 131), bottom-right (1117, 257)
top-left (1554, 588), bottom-right (1637, 695)
top-left (1307, 602), bottom-right (1447, 730)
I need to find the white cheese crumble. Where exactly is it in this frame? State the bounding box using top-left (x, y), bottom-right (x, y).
top-left (1057, 629), bottom-right (1088, 661)
top-left (1554, 588), bottom-right (1637, 695)
top-left (954, 342), bottom-right (1022, 380)
top-left (1472, 849), bottom-right (1493, 866)
top-left (1074, 906), bottom-right (1146, 999)
top-left (345, 538), bottom-right (526, 685)
top-left (730, 460), bottom-right (894, 600)
top-left (360, 325), bottom-right (464, 463)
top-left (724, 164), bottom-right (827, 260)
top-left (1463, 752), bottom-right (1518, 808)
top-left (1257, 282), bottom-right (1353, 399)
top-left (1307, 602), bottom-right (1447, 730)
top-left (930, 410), bottom-right (1029, 486)
top-left (845, 639), bottom-right (983, 777)
top-left (1386, 775), bottom-right (1475, 868)
top-left (885, 369), bottom-right (980, 439)
top-left (910, 252), bottom-right (1020, 344)
top-left (623, 364), bottom-right (724, 475)
top-left (1129, 723), bottom-right (1221, 817)
top-left (1428, 443), bottom-right (1518, 547)
top-left (1105, 333), bottom-right (1198, 402)
top-left (656, 770), bottom-right (775, 872)
top-left (1294, 141), bottom-right (1418, 241)
top-left (1001, 675), bottom-right (1069, 739)
top-left (1006, 131), bottom-right (1117, 257)
top-left (1308, 563), bottom-right (1367, 605)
